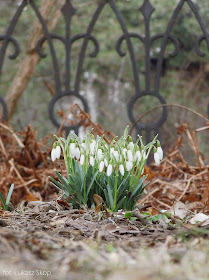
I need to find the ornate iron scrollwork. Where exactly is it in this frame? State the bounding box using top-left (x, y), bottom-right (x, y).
top-left (0, 0), bottom-right (209, 141)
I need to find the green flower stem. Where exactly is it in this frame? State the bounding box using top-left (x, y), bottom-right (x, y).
top-left (83, 175), bottom-right (86, 203)
top-left (113, 172), bottom-right (118, 211)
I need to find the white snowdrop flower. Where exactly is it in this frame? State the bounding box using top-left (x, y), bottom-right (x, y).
top-left (141, 167), bottom-right (144, 175)
top-left (113, 150), bottom-right (119, 162)
top-left (107, 164), bottom-right (113, 176)
top-left (128, 141), bottom-right (134, 152)
top-left (55, 146), bottom-right (61, 160)
top-left (110, 147), bottom-right (114, 154)
top-left (99, 161), bottom-right (105, 172)
top-left (81, 142), bottom-right (86, 151)
top-left (127, 149), bottom-right (133, 162)
top-left (97, 149), bottom-right (103, 161)
top-left (157, 142), bottom-right (163, 160)
top-left (75, 147), bottom-right (80, 160)
top-left (69, 142), bottom-right (76, 157)
top-left (104, 158), bottom-right (108, 167)
top-left (51, 148), bottom-right (57, 162)
top-left (135, 150), bottom-right (142, 164)
top-left (126, 160), bottom-right (133, 172)
top-left (157, 146), bottom-right (163, 160)
top-left (80, 154), bottom-right (85, 165)
top-left (89, 156), bottom-right (95, 167)
top-left (119, 164), bottom-right (125, 176)
top-left (154, 149), bottom-right (160, 165)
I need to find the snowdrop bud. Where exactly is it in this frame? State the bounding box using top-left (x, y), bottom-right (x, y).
top-left (99, 161), bottom-right (105, 172)
top-left (104, 158), bottom-right (108, 167)
top-left (89, 156), bottom-right (95, 167)
top-left (51, 148), bottom-right (57, 162)
top-left (80, 154), bottom-right (85, 165)
top-left (157, 141), bottom-right (163, 160)
top-left (126, 160), bottom-right (133, 172)
top-left (69, 142), bottom-right (76, 157)
top-left (107, 164), bottom-right (113, 176)
top-left (141, 167), bottom-right (144, 175)
top-left (154, 148), bottom-right (160, 165)
top-left (75, 147), bottom-right (80, 160)
top-left (127, 149), bottom-right (133, 162)
top-left (119, 164), bottom-right (125, 176)
top-left (55, 146), bottom-right (61, 159)
top-left (128, 136), bottom-right (134, 151)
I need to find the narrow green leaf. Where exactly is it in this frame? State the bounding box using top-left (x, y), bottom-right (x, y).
top-left (49, 176), bottom-right (63, 190)
top-left (0, 192), bottom-right (7, 210)
top-left (87, 171), bottom-right (98, 197)
top-left (6, 183), bottom-right (14, 206)
top-left (128, 176), bottom-right (147, 203)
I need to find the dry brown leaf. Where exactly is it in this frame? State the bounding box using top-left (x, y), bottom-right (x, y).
top-left (93, 194), bottom-right (103, 212)
top-left (169, 201), bottom-right (187, 219)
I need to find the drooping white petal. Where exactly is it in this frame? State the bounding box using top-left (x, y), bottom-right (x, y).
top-left (69, 143), bottom-right (76, 157)
top-left (99, 161), bottom-right (105, 172)
top-left (126, 161), bottom-right (133, 172)
top-left (55, 146), bottom-right (61, 159)
top-left (154, 152), bottom-right (160, 165)
top-left (75, 147), bottom-right (80, 160)
top-left (80, 154), bottom-right (85, 165)
top-left (119, 164), bottom-right (125, 176)
top-left (157, 146), bottom-right (163, 160)
top-left (104, 158), bottom-right (108, 167)
top-left (51, 148), bottom-right (57, 162)
top-left (89, 156), bottom-right (95, 167)
top-left (128, 141), bottom-right (134, 151)
top-left (127, 150), bottom-right (133, 162)
top-left (81, 142), bottom-right (87, 151)
top-left (107, 164), bottom-right (113, 176)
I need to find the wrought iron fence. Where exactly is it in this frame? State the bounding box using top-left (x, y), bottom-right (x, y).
top-left (0, 0), bottom-right (209, 142)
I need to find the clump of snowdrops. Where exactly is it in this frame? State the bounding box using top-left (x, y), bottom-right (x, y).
top-left (49, 127), bottom-right (163, 211)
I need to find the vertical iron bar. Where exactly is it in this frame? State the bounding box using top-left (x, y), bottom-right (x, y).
top-left (75, 1), bottom-right (107, 93)
top-left (109, 0), bottom-right (141, 94)
top-left (154, 0), bottom-right (185, 92)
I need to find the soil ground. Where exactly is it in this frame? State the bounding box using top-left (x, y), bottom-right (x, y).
top-left (0, 203), bottom-right (209, 280)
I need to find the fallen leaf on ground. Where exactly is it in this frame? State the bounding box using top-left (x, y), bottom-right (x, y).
top-left (169, 201), bottom-right (187, 219)
top-left (189, 213), bottom-right (209, 226)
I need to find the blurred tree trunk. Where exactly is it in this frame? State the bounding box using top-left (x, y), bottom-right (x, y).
top-left (5, 0), bottom-right (65, 119)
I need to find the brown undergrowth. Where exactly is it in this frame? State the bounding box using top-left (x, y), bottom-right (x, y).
top-left (0, 104), bottom-right (209, 214)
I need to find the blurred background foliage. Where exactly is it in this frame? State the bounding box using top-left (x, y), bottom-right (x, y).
top-left (0, 0), bottom-right (209, 163)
